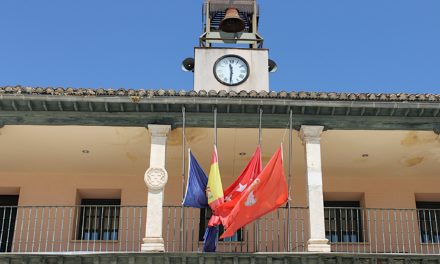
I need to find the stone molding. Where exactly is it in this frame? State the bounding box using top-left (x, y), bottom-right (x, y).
top-left (300, 125), bottom-right (324, 144)
top-left (1, 253), bottom-right (438, 264)
top-left (148, 125), bottom-right (171, 138)
top-left (307, 239), bottom-right (331, 253)
top-left (144, 167), bottom-right (168, 190)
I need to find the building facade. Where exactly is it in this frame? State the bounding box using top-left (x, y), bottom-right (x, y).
top-left (1, 87), bottom-right (440, 263)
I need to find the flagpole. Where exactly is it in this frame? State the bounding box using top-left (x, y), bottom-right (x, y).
top-left (255, 106), bottom-right (263, 252)
top-left (181, 105), bottom-right (186, 251)
top-left (287, 108), bottom-right (293, 251)
top-left (259, 107), bottom-right (263, 146)
top-left (214, 106), bottom-right (218, 147)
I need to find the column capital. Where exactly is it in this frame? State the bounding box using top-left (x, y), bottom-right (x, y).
top-left (300, 125), bottom-right (324, 144)
top-left (147, 124), bottom-right (171, 138)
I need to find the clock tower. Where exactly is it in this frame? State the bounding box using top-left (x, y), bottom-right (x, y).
top-left (183, 0), bottom-right (276, 93)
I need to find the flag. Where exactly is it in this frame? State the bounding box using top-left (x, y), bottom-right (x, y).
top-left (208, 146), bottom-right (262, 227)
top-left (219, 146), bottom-right (288, 239)
top-left (182, 150), bottom-right (209, 208)
top-left (202, 226), bottom-right (219, 252)
top-left (206, 145), bottom-right (224, 213)
top-left (223, 146), bottom-right (262, 202)
top-left (203, 146), bottom-right (224, 252)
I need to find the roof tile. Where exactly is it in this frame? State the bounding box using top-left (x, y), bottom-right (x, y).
top-left (0, 86), bottom-right (439, 102)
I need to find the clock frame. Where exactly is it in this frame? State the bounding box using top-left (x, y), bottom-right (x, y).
top-left (213, 54), bottom-right (250, 87)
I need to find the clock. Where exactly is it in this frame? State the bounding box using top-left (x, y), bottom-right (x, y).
top-left (213, 55), bottom-right (249, 86)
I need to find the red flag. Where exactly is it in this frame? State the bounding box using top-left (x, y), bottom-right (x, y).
top-left (219, 146), bottom-right (288, 239)
top-left (208, 146), bottom-right (262, 227)
top-left (224, 146), bottom-right (262, 202)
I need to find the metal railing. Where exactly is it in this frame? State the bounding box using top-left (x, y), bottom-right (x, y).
top-left (6, 205), bottom-right (440, 255)
top-left (325, 207), bottom-right (440, 254)
top-left (163, 206), bottom-right (309, 253)
top-left (0, 205), bottom-right (308, 253)
top-left (0, 206), bottom-right (147, 253)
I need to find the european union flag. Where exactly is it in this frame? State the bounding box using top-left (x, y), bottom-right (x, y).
top-left (183, 150), bottom-right (209, 208)
top-left (203, 226), bottom-right (219, 252)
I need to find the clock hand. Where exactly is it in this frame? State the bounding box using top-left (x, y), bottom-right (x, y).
top-left (229, 64), bottom-right (233, 84)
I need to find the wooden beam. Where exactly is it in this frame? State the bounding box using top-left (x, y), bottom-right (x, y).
top-left (58, 101), bottom-right (64, 111)
top-left (390, 108), bottom-right (396, 117)
top-left (1, 111), bottom-right (439, 131)
top-left (27, 101), bottom-right (33, 111)
top-left (42, 101), bottom-right (48, 111)
top-left (360, 108), bottom-right (366, 116)
top-left (11, 100), bottom-right (17, 111)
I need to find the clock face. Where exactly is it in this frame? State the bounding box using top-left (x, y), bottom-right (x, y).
top-left (214, 55), bottom-right (249, 86)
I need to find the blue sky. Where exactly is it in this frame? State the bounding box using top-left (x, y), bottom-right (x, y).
top-left (0, 0), bottom-right (439, 93)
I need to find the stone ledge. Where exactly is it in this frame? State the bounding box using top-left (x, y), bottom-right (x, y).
top-left (1, 253), bottom-right (440, 264)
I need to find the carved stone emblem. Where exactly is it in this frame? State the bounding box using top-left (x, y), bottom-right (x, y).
top-left (144, 167), bottom-right (168, 190)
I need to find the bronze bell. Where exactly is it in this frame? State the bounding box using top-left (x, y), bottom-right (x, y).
top-left (219, 7), bottom-right (245, 33)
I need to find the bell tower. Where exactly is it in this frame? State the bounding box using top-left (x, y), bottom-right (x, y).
top-left (183, 0), bottom-right (276, 93)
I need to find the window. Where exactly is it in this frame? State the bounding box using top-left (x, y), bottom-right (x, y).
top-left (77, 199), bottom-right (120, 241)
top-left (0, 195), bottom-right (19, 252)
top-left (199, 208), bottom-right (243, 242)
top-left (324, 201), bottom-right (364, 243)
top-left (416, 202), bottom-right (440, 243)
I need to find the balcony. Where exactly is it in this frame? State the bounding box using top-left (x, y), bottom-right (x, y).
top-left (326, 207), bottom-right (440, 254)
top-left (0, 205), bottom-right (308, 254)
top-left (1, 205), bottom-right (440, 255)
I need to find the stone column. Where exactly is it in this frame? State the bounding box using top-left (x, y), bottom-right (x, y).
top-left (300, 125), bottom-right (331, 252)
top-left (141, 124), bottom-right (171, 252)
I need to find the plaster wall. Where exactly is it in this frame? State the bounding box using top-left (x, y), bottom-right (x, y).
top-left (193, 48), bottom-right (269, 92)
top-left (0, 126), bottom-right (440, 253)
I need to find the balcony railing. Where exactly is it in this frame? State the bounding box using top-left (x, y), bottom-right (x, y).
top-left (326, 207), bottom-right (440, 254)
top-left (0, 205), bottom-right (308, 253)
top-left (163, 206), bottom-right (309, 253)
top-left (0, 205), bottom-right (147, 253)
top-left (2, 205), bottom-right (440, 254)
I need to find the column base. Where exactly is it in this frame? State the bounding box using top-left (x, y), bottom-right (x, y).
top-left (141, 237), bottom-right (165, 252)
top-left (307, 239), bottom-right (331, 252)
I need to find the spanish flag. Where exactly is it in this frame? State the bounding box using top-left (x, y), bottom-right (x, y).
top-left (206, 145), bottom-right (224, 213)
